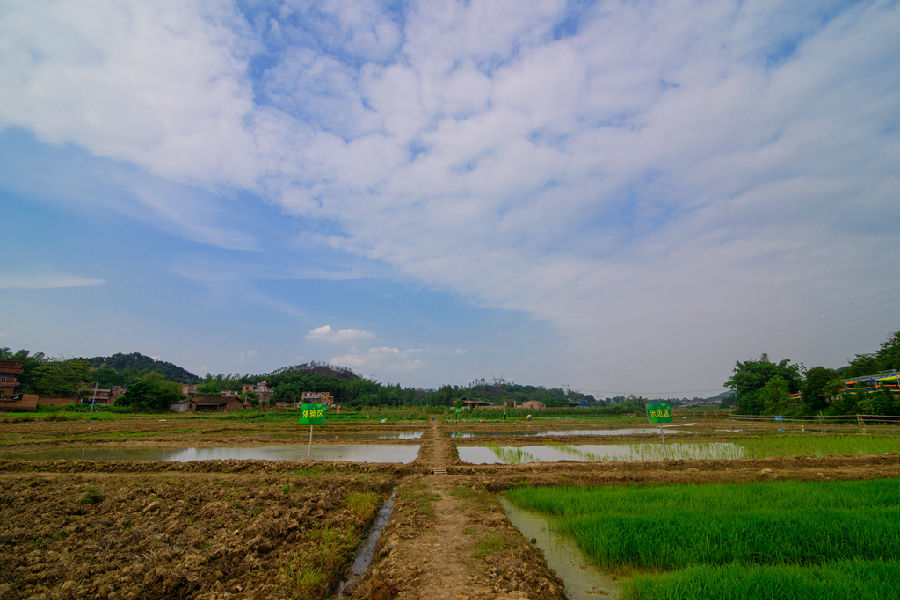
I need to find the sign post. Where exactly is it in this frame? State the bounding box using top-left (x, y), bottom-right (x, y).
top-left (300, 403), bottom-right (326, 459)
top-left (646, 402), bottom-right (673, 458)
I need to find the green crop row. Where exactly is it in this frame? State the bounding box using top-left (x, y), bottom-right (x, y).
top-left (625, 559), bottom-right (900, 600)
top-left (565, 506), bottom-right (897, 569)
top-left (506, 479), bottom-right (899, 599)
top-left (506, 479), bottom-right (899, 569)
top-left (738, 434), bottom-right (899, 458)
top-left (507, 478), bottom-right (898, 517)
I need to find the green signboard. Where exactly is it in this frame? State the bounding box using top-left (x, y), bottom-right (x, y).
top-left (454, 407), bottom-right (463, 414)
top-left (646, 402), bottom-right (672, 423)
top-left (300, 403), bottom-right (326, 425)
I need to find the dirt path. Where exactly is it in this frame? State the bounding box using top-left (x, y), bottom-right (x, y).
top-left (349, 420), bottom-right (566, 600)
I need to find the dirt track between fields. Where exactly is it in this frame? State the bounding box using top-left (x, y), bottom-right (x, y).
top-left (1, 416), bottom-right (897, 599)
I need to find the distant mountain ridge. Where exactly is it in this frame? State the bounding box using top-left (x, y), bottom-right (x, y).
top-left (86, 352), bottom-right (200, 383)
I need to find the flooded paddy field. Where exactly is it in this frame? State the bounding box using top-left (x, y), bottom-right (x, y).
top-left (0, 415), bottom-right (427, 450)
top-left (0, 445), bottom-right (420, 463)
top-left (0, 414), bottom-right (897, 599)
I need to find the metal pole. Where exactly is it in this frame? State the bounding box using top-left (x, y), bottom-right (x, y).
top-left (307, 424), bottom-right (313, 459)
top-left (660, 423), bottom-right (667, 459)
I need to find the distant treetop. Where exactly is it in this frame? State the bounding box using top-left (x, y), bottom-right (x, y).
top-left (87, 352), bottom-right (200, 383)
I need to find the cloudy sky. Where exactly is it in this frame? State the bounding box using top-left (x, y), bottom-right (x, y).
top-left (2, 0), bottom-right (898, 397)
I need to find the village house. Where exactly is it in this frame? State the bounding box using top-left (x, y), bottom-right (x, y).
top-left (171, 396), bottom-right (248, 412)
top-left (0, 360), bottom-right (24, 399)
top-left (300, 391), bottom-right (334, 405)
top-left (514, 400), bottom-right (547, 410)
top-left (243, 381), bottom-right (274, 406)
top-left (82, 385), bottom-right (127, 405)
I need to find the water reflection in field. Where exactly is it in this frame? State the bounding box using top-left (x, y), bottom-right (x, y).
top-left (499, 497), bottom-right (621, 600)
top-left (457, 442), bottom-right (743, 464)
top-left (450, 427), bottom-right (685, 439)
top-left (0, 445), bottom-right (420, 463)
top-left (332, 432), bottom-right (423, 440)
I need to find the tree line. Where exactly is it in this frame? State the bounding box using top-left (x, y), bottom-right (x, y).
top-left (724, 330), bottom-right (899, 416)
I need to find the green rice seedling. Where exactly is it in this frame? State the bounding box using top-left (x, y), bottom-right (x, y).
top-left (485, 442), bottom-right (535, 464)
top-left (507, 479), bottom-right (900, 569)
top-left (625, 559), bottom-right (900, 600)
top-left (738, 434), bottom-right (899, 458)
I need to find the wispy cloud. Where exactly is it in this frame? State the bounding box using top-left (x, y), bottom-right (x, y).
top-left (0, 275), bottom-right (106, 290)
top-left (2, 1), bottom-right (897, 391)
top-left (238, 349), bottom-right (259, 365)
top-left (330, 346), bottom-right (424, 373)
top-left (306, 325), bottom-right (375, 344)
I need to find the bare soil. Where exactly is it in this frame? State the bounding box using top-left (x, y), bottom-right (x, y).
top-left (0, 469), bottom-right (394, 600)
top-left (1, 416), bottom-right (896, 600)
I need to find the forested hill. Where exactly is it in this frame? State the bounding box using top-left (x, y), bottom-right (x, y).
top-left (86, 352), bottom-right (200, 383)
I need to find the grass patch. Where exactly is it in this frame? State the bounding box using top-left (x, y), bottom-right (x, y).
top-left (398, 482), bottom-right (441, 518)
top-left (472, 533), bottom-right (505, 559)
top-left (345, 491), bottom-right (380, 525)
top-left (448, 484), bottom-right (493, 507)
top-left (281, 525), bottom-right (357, 598)
top-left (77, 485), bottom-right (105, 505)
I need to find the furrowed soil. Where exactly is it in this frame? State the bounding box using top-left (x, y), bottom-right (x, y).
top-left (1, 415), bottom-right (897, 600)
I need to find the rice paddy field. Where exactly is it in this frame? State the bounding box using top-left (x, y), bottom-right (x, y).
top-left (506, 478), bottom-right (900, 600)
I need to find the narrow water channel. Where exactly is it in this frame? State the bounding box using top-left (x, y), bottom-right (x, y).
top-left (499, 497), bottom-right (622, 600)
top-left (335, 489), bottom-right (397, 599)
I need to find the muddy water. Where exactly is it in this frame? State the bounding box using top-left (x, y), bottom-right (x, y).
top-left (0, 445), bottom-right (420, 463)
top-left (335, 489), bottom-right (397, 599)
top-left (499, 497), bottom-right (621, 600)
top-left (317, 431), bottom-right (423, 440)
top-left (450, 427), bottom-right (686, 439)
top-left (458, 442), bottom-right (743, 464)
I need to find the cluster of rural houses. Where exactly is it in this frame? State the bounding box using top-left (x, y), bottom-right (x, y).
top-left (460, 398), bottom-right (551, 410)
top-left (171, 384), bottom-right (335, 413)
top-left (0, 360), bottom-right (335, 413)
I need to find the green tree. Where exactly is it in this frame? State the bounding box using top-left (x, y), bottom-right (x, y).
top-left (241, 390), bottom-right (258, 408)
top-left (840, 331), bottom-right (900, 377)
top-left (116, 372), bottom-right (183, 411)
top-left (724, 354), bottom-right (802, 415)
top-left (759, 375), bottom-right (798, 416)
top-left (873, 330), bottom-right (900, 371)
top-left (31, 359), bottom-right (90, 397)
top-left (802, 366), bottom-right (841, 414)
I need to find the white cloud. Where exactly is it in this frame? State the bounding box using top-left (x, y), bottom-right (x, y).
top-left (2, 1), bottom-right (897, 391)
top-left (330, 346), bottom-right (424, 372)
top-left (238, 349), bottom-right (259, 365)
top-left (0, 275), bottom-right (106, 290)
top-left (453, 349), bottom-right (467, 355)
top-left (306, 325), bottom-right (375, 344)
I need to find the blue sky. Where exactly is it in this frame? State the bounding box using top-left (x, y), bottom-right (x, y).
top-left (1, 0), bottom-right (898, 396)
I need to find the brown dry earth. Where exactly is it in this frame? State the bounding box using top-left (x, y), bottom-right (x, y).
top-left (0, 417), bottom-right (897, 600)
top-left (0, 468), bottom-right (396, 600)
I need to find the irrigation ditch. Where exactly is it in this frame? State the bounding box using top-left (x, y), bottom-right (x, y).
top-left (0, 416), bottom-right (897, 599)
